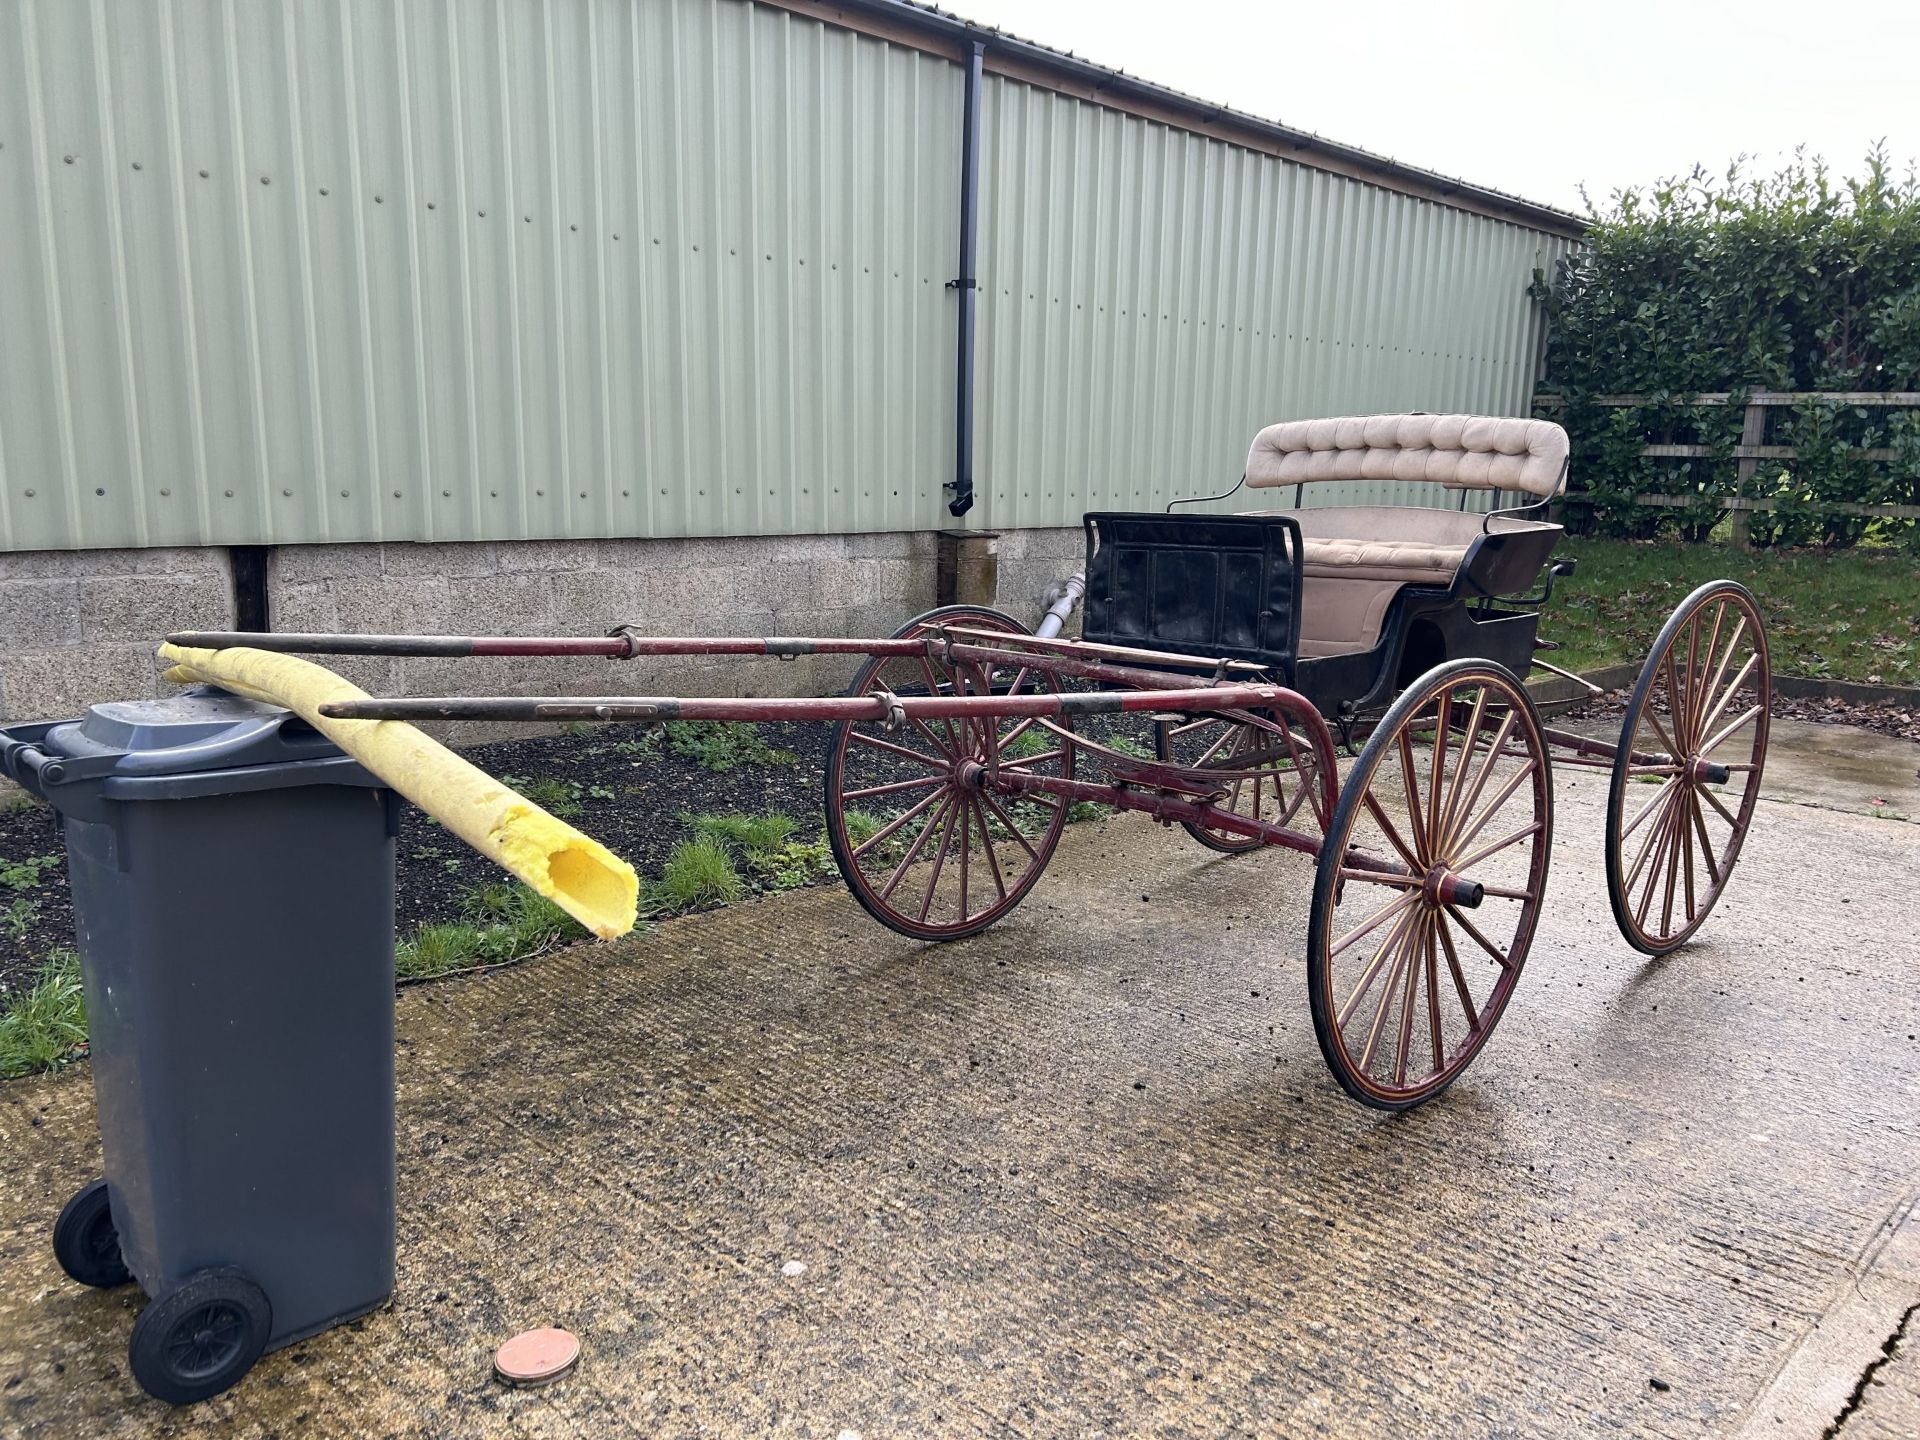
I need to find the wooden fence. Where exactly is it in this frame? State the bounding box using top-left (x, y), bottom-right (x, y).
top-left (1533, 390), bottom-right (1920, 542)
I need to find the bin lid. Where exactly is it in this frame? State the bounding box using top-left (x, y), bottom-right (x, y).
top-left (53, 689), bottom-right (344, 776)
top-left (18, 688), bottom-right (380, 806)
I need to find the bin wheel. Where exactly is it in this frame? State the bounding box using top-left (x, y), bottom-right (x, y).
top-left (128, 1268), bottom-right (272, 1405)
top-left (53, 1178), bottom-right (133, 1289)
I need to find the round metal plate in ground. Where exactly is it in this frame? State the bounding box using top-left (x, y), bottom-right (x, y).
top-left (492, 1327), bottom-right (580, 1387)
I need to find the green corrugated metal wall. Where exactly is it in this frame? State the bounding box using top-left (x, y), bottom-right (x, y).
top-left (974, 76), bottom-right (1576, 522)
top-left (0, 0), bottom-right (1573, 552)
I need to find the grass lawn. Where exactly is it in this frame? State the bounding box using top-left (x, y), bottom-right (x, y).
top-left (1545, 539), bottom-right (1919, 686)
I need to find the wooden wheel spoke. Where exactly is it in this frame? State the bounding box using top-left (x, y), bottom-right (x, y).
top-left (1357, 910), bottom-right (1423, 1072)
top-left (880, 793), bottom-right (955, 900)
top-left (1700, 702), bottom-right (1762, 758)
top-left (1643, 704), bottom-right (1684, 767)
top-left (1395, 729), bottom-right (1430, 865)
top-left (1697, 780), bottom-right (1739, 828)
top-left (1688, 788), bottom-right (1723, 883)
top-left (1623, 783), bottom-right (1683, 891)
top-left (843, 774), bottom-right (946, 802)
top-left (968, 794), bottom-right (1010, 901)
top-left (1435, 912), bottom-right (1479, 1032)
top-left (1449, 819), bottom-right (1543, 877)
top-left (1330, 888), bottom-right (1421, 959)
top-left (1361, 793), bottom-right (1425, 872)
top-left (1634, 794), bottom-right (1682, 926)
top-left (1338, 901), bottom-right (1424, 1031)
top-left (1695, 652), bottom-right (1759, 752)
top-left (1443, 902), bottom-right (1513, 971)
top-left (1687, 602), bottom-right (1729, 742)
top-left (1438, 711), bottom-right (1517, 855)
top-left (851, 785), bottom-right (947, 860)
top-left (917, 799), bottom-right (962, 922)
top-left (1426, 688), bottom-right (1452, 856)
top-left (1424, 919), bottom-right (1445, 1077)
top-left (1002, 749), bottom-right (1067, 771)
top-left (1620, 775), bottom-right (1680, 840)
top-left (1443, 759), bottom-right (1536, 862)
top-left (976, 789), bottom-right (1044, 863)
top-left (850, 728), bottom-right (952, 770)
top-left (1661, 650), bottom-right (1689, 749)
top-left (1393, 915), bottom-right (1426, 1086)
top-left (1680, 791), bottom-right (1696, 922)
top-left (1437, 687), bottom-right (1491, 848)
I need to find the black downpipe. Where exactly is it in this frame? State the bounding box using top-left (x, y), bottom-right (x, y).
top-left (945, 39), bottom-right (984, 519)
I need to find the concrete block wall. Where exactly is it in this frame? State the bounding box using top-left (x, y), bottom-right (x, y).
top-left (0, 530), bottom-right (1090, 740)
top-left (0, 549), bottom-right (234, 721)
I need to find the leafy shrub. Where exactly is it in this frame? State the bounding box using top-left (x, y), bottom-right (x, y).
top-left (1532, 149), bottom-right (1920, 546)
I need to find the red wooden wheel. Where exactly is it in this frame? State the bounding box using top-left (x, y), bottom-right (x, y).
top-left (824, 606), bottom-right (1072, 942)
top-left (1154, 709), bottom-right (1335, 852)
top-left (1605, 580), bottom-right (1770, 955)
top-left (1307, 661), bottom-right (1552, 1110)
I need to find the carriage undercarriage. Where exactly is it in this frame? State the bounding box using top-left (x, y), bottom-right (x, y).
top-left (165, 414), bottom-right (1774, 1111)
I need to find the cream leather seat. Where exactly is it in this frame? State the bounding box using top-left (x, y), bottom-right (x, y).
top-left (1241, 414), bottom-right (1568, 658)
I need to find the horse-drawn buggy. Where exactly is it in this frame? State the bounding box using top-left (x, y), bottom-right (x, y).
top-left (173, 413), bottom-right (1772, 1110)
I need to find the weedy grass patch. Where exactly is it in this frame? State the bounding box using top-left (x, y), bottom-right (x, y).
top-left (0, 949), bottom-right (86, 1078)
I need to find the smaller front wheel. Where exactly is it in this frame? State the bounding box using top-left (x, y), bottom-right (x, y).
top-left (128, 1268), bottom-right (273, 1405)
top-left (53, 1178), bottom-right (132, 1289)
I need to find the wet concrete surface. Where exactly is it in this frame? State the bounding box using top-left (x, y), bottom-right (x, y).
top-left (2, 737), bottom-right (1918, 1438)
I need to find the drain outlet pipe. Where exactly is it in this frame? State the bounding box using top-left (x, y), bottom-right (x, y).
top-left (1035, 571), bottom-right (1085, 639)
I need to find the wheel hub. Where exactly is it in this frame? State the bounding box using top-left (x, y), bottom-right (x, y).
top-left (1423, 864), bottom-right (1485, 910)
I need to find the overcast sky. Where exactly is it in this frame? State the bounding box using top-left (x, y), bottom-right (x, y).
top-left (945, 0), bottom-right (1920, 215)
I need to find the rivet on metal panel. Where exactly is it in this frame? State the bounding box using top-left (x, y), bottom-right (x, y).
top-left (161, 488), bottom-right (171, 497)
top-left (478, 210), bottom-right (486, 217)
top-left (340, 490), bottom-right (349, 498)
top-left (282, 489), bottom-right (292, 497)
top-left (427, 201), bottom-right (435, 210)
top-left (25, 489), bottom-right (36, 498)
top-left (319, 187), bottom-right (328, 196)
top-left (375, 195), bottom-right (383, 203)
top-left (94, 488), bottom-right (104, 497)
top-left (198, 169), bottom-right (207, 178)
top-left (260, 175), bottom-right (269, 184)
top-left (63, 155), bottom-right (74, 164)
top-left (131, 161), bottom-right (141, 171)
top-left (571, 224), bottom-right (577, 231)
top-left (225, 489), bottom-right (235, 498)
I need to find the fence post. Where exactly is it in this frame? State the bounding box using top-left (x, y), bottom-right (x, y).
top-left (1730, 391), bottom-right (1767, 549)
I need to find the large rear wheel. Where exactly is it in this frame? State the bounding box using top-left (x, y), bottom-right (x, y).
top-left (1604, 580), bottom-right (1770, 955)
top-left (824, 606), bottom-right (1072, 942)
top-left (1307, 661), bottom-right (1552, 1110)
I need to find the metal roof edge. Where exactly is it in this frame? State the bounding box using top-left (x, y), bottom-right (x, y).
top-left (760, 0), bottom-right (1590, 241)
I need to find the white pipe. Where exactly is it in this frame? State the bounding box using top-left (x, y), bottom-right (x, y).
top-left (1034, 571), bottom-right (1085, 639)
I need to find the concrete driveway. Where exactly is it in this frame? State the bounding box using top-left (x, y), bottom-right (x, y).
top-left (2, 723), bottom-right (1917, 1438)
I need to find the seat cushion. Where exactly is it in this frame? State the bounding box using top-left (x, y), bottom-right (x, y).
top-left (1297, 534), bottom-right (1467, 585)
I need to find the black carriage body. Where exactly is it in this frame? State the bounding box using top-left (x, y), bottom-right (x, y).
top-left (1080, 509), bottom-right (1561, 717)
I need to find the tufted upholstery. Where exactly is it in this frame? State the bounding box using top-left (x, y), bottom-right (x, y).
top-left (1245, 413), bottom-right (1569, 498)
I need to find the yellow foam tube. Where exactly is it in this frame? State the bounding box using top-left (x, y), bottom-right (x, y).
top-left (158, 644), bottom-right (637, 939)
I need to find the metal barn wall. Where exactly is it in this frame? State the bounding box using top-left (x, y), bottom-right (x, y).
top-left (972, 75), bottom-right (1580, 527)
top-left (0, 0), bottom-right (1575, 554)
top-left (0, 0), bottom-right (961, 551)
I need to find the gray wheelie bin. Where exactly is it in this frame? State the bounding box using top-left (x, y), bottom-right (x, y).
top-left (0, 688), bottom-right (399, 1404)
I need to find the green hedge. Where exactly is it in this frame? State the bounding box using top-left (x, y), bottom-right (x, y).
top-left (1530, 150), bottom-right (1920, 547)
